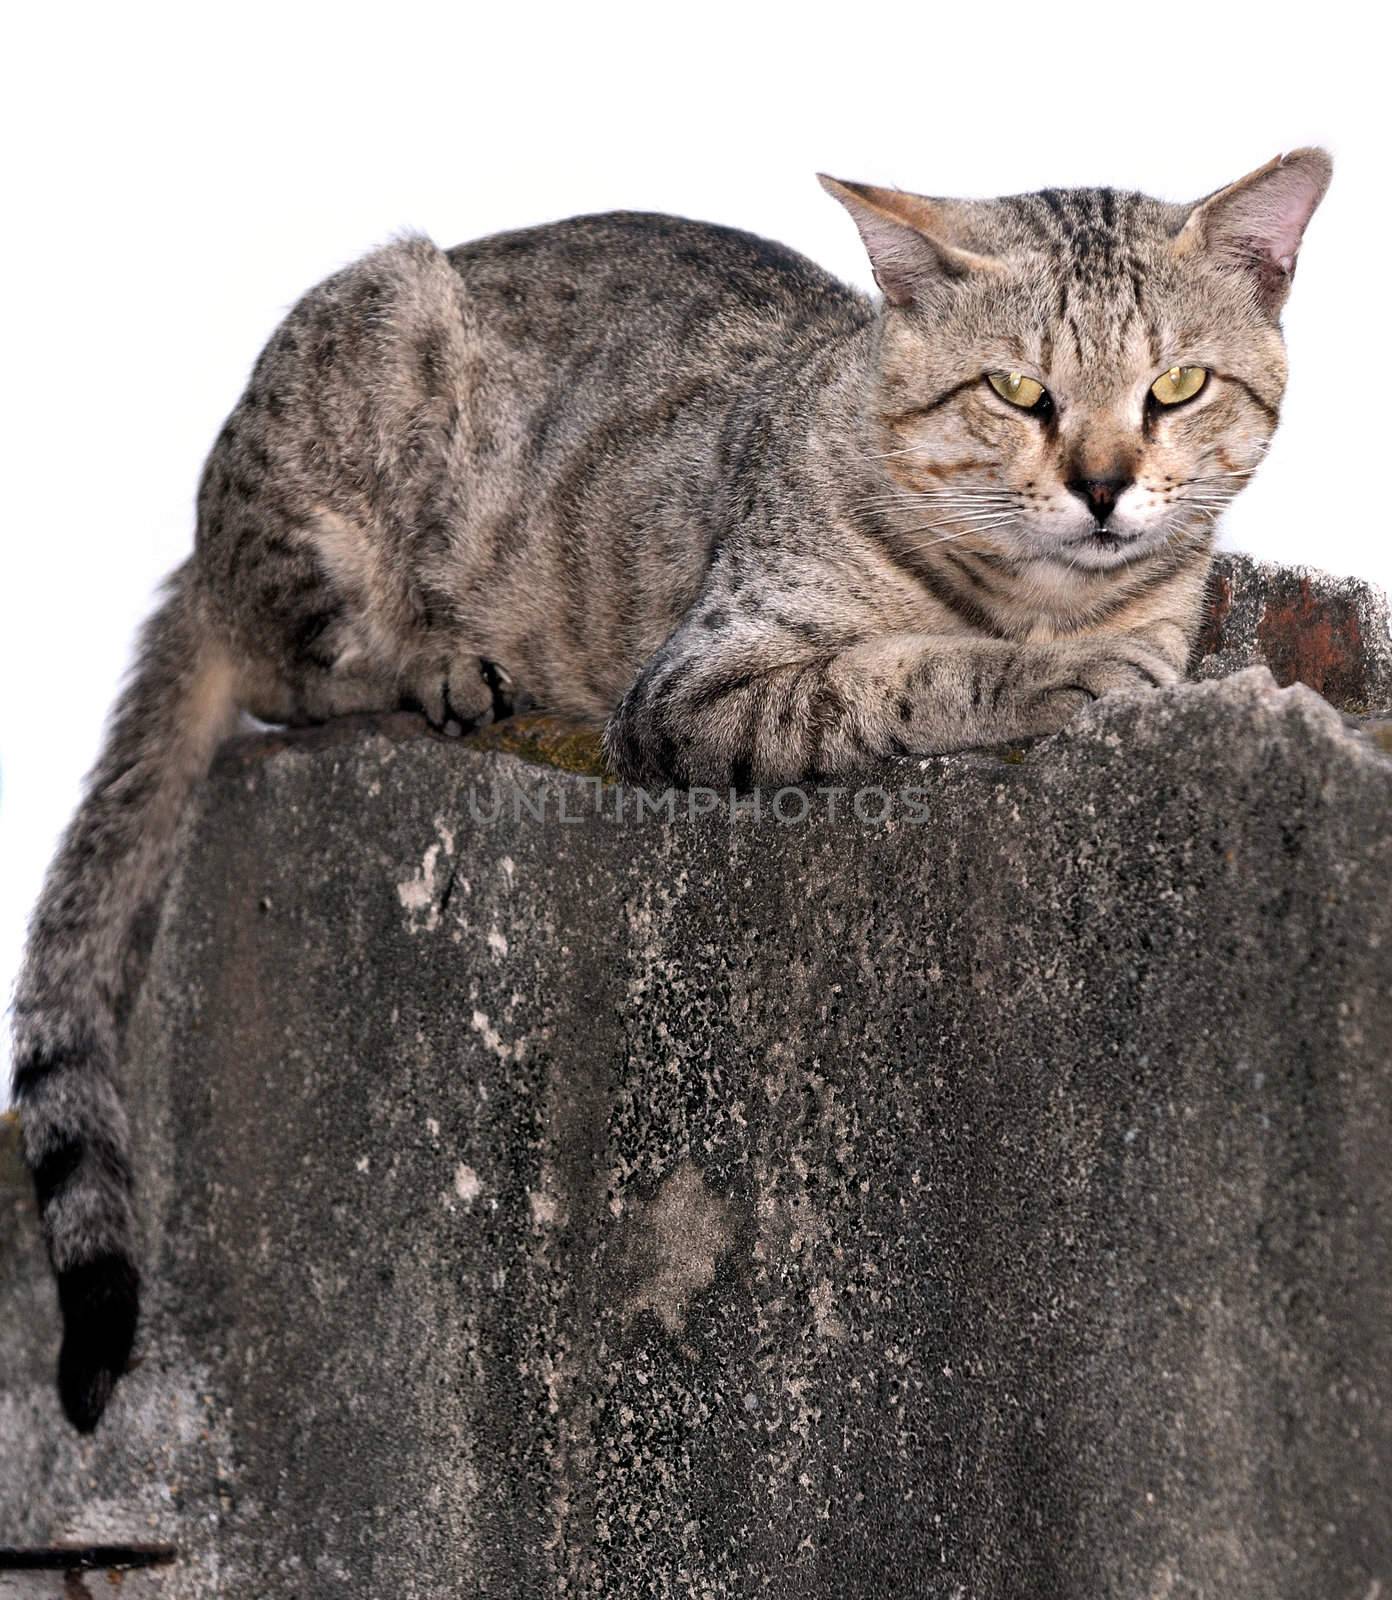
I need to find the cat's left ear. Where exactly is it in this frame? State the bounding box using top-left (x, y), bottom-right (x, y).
top-left (1174, 148), bottom-right (1332, 316)
top-left (818, 175), bottom-right (1001, 309)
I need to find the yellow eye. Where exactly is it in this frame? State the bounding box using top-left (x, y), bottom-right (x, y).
top-left (988, 371), bottom-right (1047, 409)
top-left (1150, 365), bottom-right (1207, 406)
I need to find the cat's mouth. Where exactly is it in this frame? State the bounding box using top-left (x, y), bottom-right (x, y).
top-left (1058, 525), bottom-right (1153, 569)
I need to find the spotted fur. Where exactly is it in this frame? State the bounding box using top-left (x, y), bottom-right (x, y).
top-left (13, 151), bottom-right (1329, 1429)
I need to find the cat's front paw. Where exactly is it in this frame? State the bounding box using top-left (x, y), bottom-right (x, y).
top-left (1060, 636), bottom-right (1179, 699)
top-left (1024, 636), bottom-right (1179, 730)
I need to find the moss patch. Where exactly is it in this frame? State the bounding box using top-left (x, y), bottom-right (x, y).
top-left (466, 714), bottom-right (611, 779)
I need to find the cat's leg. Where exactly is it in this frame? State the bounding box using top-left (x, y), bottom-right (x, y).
top-left (200, 235), bottom-right (530, 737)
top-left (604, 620), bottom-right (1181, 788)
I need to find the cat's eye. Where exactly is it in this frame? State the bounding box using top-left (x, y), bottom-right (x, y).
top-left (988, 371), bottom-right (1048, 410)
top-left (1150, 365), bottom-right (1208, 406)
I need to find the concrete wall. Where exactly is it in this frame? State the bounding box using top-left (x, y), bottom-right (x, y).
top-left (2, 555), bottom-right (1390, 1598)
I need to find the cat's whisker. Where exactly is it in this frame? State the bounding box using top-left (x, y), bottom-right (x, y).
top-left (896, 496), bottom-right (1024, 508)
top-left (879, 502), bottom-right (1020, 515)
top-left (899, 525), bottom-right (998, 539)
top-left (859, 445), bottom-right (934, 462)
top-left (851, 494), bottom-right (1017, 510)
top-left (902, 516), bottom-right (1019, 546)
top-left (853, 489), bottom-right (1018, 503)
top-left (850, 499), bottom-right (1018, 518)
top-left (898, 511), bottom-right (1021, 533)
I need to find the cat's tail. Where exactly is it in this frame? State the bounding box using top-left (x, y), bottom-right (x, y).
top-left (10, 559), bottom-right (240, 1431)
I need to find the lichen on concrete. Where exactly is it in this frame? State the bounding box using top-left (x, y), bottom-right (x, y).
top-left (466, 712), bottom-right (610, 779)
top-left (1196, 551), bottom-right (1392, 713)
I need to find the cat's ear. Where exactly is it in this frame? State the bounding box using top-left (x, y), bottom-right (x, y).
top-left (817, 175), bottom-right (1001, 308)
top-left (1174, 148), bottom-right (1332, 316)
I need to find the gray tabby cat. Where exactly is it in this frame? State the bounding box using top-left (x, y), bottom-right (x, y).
top-left (12, 150), bottom-right (1330, 1430)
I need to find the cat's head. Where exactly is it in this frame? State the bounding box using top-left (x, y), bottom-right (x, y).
top-left (822, 151), bottom-right (1330, 572)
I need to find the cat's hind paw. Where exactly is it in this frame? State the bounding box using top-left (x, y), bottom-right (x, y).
top-left (400, 656), bottom-right (518, 736)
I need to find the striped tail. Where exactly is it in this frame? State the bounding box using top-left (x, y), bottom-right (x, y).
top-left (10, 561), bottom-right (239, 1431)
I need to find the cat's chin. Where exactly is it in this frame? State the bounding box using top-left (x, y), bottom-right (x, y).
top-left (1052, 528), bottom-right (1160, 572)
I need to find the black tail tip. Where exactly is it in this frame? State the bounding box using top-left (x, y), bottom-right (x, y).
top-left (56, 1255), bottom-right (140, 1433)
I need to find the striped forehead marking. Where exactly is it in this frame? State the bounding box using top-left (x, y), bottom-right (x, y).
top-left (1006, 187), bottom-right (1157, 366)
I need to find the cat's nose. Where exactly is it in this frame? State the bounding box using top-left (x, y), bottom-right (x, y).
top-left (1066, 475), bottom-right (1131, 526)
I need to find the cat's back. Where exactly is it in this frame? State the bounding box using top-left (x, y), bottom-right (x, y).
top-left (446, 210), bottom-right (870, 354)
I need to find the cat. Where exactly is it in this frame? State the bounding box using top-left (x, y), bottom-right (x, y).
top-left (11, 150), bottom-right (1330, 1431)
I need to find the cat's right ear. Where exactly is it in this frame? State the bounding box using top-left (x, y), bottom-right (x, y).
top-left (817, 176), bottom-right (1000, 308)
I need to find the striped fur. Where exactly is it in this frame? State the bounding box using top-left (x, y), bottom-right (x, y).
top-left (13, 152), bottom-right (1329, 1429)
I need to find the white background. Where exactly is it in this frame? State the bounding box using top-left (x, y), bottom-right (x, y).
top-left (2, 1), bottom-right (1386, 1085)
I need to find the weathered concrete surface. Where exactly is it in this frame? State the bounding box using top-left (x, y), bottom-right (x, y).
top-left (3, 662), bottom-right (1391, 1599)
top-left (1197, 551), bottom-right (1392, 712)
